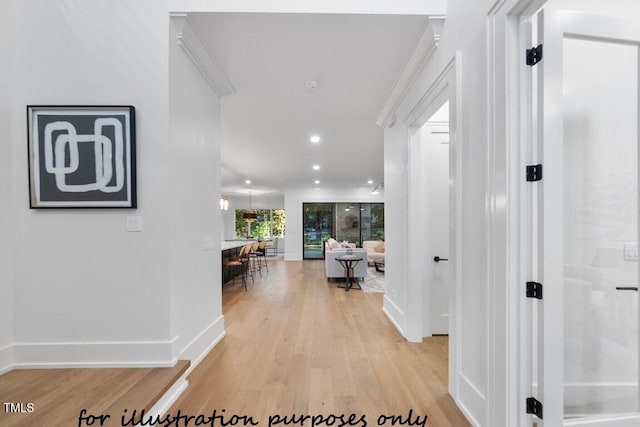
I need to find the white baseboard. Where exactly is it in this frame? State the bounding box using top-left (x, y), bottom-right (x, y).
top-left (457, 373), bottom-right (486, 427)
top-left (284, 252), bottom-right (301, 261)
top-left (382, 295), bottom-right (405, 337)
top-left (0, 344), bottom-right (14, 374)
top-left (177, 315), bottom-right (225, 374)
top-left (11, 339), bottom-right (176, 369)
top-left (144, 374), bottom-right (190, 423)
top-left (565, 383), bottom-right (638, 416)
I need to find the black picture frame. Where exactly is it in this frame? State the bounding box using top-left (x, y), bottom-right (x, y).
top-left (27, 105), bottom-right (136, 208)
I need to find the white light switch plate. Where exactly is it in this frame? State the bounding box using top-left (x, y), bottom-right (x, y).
top-left (204, 237), bottom-right (217, 250)
top-left (126, 216), bottom-right (143, 232)
top-left (624, 242), bottom-right (638, 260)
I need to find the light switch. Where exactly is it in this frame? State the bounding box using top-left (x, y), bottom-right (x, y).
top-left (204, 237), bottom-right (217, 250)
top-left (624, 242), bottom-right (638, 260)
top-left (126, 216), bottom-right (143, 232)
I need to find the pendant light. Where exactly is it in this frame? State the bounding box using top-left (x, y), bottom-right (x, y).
top-left (219, 196), bottom-right (229, 210)
top-left (242, 191), bottom-right (257, 222)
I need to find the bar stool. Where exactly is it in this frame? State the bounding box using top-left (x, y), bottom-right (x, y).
top-left (257, 240), bottom-right (268, 272)
top-left (222, 257), bottom-right (246, 291)
top-left (249, 241), bottom-right (262, 277)
top-left (238, 244), bottom-right (254, 286)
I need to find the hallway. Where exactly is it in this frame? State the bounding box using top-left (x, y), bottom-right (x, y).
top-left (170, 259), bottom-right (469, 426)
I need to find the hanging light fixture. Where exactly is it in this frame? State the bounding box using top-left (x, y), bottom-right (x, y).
top-left (242, 191), bottom-right (257, 222)
top-left (219, 196), bottom-right (229, 211)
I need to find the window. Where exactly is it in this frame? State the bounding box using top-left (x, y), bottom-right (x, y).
top-left (235, 209), bottom-right (285, 239)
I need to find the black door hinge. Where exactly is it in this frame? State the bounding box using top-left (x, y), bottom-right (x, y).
top-left (526, 397), bottom-right (543, 419)
top-left (526, 281), bottom-right (543, 299)
top-left (526, 44), bottom-right (543, 66)
top-left (526, 164), bottom-right (543, 182)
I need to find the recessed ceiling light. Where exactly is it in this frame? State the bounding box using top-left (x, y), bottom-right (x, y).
top-left (305, 80), bottom-right (319, 91)
top-left (245, 180), bottom-right (251, 184)
top-left (314, 180), bottom-right (320, 184)
top-left (313, 165), bottom-right (320, 170)
top-left (310, 135), bottom-right (321, 144)
top-left (345, 208), bottom-right (350, 212)
top-left (367, 180), bottom-right (374, 184)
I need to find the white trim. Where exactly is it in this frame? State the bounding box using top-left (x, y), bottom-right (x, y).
top-left (451, 51), bottom-right (464, 404)
top-left (10, 339), bottom-right (176, 369)
top-left (401, 53), bottom-right (463, 402)
top-left (486, 1), bottom-right (548, 426)
top-left (404, 58), bottom-right (454, 127)
top-left (170, 13), bottom-right (235, 98)
top-left (0, 344), bottom-right (14, 374)
top-left (458, 373), bottom-right (486, 427)
top-left (382, 295), bottom-right (406, 336)
top-left (404, 58), bottom-right (456, 342)
top-left (376, 16), bottom-right (446, 128)
top-left (177, 315), bottom-right (226, 375)
top-left (168, 1), bottom-right (447, 15)
top-left (143, 374), bottom-right (190, 422)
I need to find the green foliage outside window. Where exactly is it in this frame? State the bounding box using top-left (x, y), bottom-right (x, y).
top-left (235, 208), bottom-right (285, 239)
top-left (272, 209), bottom-right (286, 237)
top-left (370, 203), bottom-right (385, 240)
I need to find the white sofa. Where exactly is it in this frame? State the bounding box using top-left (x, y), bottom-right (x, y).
top-left (362, 240), bottom-right (385, 265)
top-left (324, 238), bottom-right (368, 279)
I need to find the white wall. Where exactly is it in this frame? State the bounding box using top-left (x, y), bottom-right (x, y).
top-left (169, 16), bottom-right (225, 364)
top-left (284, 186), bottom-right (384, 260)
top-left (0, 1), bottom-right (15, 373)
top-left (383, 124), bottom-right (409, 336)
top-left (383, 1), bottom-right (489, 424)
top-left (8, 0), bottom-right (174, 367)
top-left (0, 0), bottom-right (456, 373)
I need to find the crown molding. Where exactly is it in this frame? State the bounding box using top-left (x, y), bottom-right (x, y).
top-left (376, 16), bottom-right (445, 128)
top-left (171, 13), bottom-right (235, 97)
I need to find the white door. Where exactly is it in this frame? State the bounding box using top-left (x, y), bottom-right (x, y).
top-left (534, 7), bottom-right (640, 426)
top-left (422, 118), bottom-right (450, 335)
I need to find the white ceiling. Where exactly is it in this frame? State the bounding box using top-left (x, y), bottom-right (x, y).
top-left (189, 13), bottom-right (427, 197)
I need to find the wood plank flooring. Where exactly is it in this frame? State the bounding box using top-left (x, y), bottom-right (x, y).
top-left (0, 360), bottom-right (189, 426)
top-left (170, 259), bottom-right (470, 427)
top-left (0, 258), bottom-right (470, 427)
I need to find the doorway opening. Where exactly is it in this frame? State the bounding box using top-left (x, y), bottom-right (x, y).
top-left (405, 55), bottom-right (461, 399)
top-left (413, 101), bottom-right (451, 336)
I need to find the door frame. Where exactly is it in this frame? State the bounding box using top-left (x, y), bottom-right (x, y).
top-left (537, 8), bottom-right (640, 426)
top-left (488, 0), bottom-right (548, 425)
top-left (491, 1), bottom-right (640, 426)
top-left (404, 53), bottom-right (463, 400)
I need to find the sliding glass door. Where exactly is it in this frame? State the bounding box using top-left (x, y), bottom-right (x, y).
top-left (303, 202), bottom-right (385, 259)
top-left (303, 203), bottom-right (334, 259)
top-left (335, 203), bottom-right (360, 245)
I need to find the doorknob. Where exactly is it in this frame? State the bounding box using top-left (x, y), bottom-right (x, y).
top-left (433, 256), bottom-right (448, 262)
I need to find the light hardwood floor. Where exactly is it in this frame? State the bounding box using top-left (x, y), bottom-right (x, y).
top-left (0, 360), bottom-right (189, 426)
top-left (169, 259), bottom-right (470, 427)
top-left (0, 258), bottom-right (470, 427)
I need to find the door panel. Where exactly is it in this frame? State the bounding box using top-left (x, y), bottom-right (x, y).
top-left (536, 8), bottom-right (640, 426)
top-left (422, 121), bottom-right (450, 335)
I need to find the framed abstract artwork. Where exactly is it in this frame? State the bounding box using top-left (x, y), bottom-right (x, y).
top-left (27, 105), bottom-right (136, 208)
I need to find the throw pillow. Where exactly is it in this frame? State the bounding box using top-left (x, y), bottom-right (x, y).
top-left (341, 241), bottom-right (350, 248)
top-left (328, 239), bottom-right (340, 250)
top-left (374, 242), bottom-right (385, 253)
